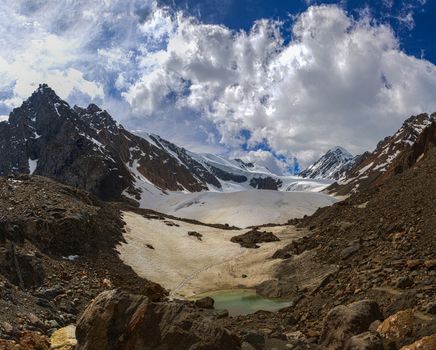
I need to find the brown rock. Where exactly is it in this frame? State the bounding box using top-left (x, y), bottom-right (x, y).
top-left (76, 289), bottom-right (239, 350)
top-left (344, 331), bottom-right (384, 350)
top-left (231, 228), bottom-right (280, 249)
top-left (377, 309), bottom-right (436, 348)
top-left (406, 260), bottom-right (423, 269)
top-left (399, 334), bottom-right (436, 350)
top-left (424, 260), bottom-right (436, 270)
top-left (377, 309), bottom-right (414, 344)
top-left (195, 296), bottom-right (215, 309)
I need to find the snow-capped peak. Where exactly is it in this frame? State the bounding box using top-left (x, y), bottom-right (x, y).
top-left (299, 146), bottom-right (354, 180)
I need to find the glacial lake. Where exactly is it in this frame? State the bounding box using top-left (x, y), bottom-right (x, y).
top-left (192, 289), bottom-right (292, 316)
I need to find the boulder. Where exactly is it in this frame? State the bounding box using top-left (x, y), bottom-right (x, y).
top-left (399, 334), bottom-right (436, 350)
top-left (341, 242), bottom-right (361, 259)
top-left (376, 309), bottom-right (436, 348)
top-left (194, 296), bottom-right (214, 309)
top-left (231, 228), bottom-right (280, 249)
top-left (344, 331), bottom-right (384, 350)
top-left (395, 276), bottom-right (414, 289)
top-left (320, 300), bottom-right (383, 350)
top-left (76, 289), bottom-right (239, 350)
top-left (50, 325), bottom-right (77, 350)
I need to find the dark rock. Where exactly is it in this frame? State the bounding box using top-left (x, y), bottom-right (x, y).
top-left (195, 297), bottom-right (214, 309)
top-left (249, 177), bottom-right (282, 190)
top-left (243, 330), bottom-right (265, 347)
top-left (341, 243), bottom-right (361, 259)
top-left (344, 331), bottom-right (384, 350)
top-left (320, 300), bottom-right (383, 350)
top-left (187, 231), bottom-right (202, 241)
top-left (287, 315), bottom-right (298, 326)
top-left (35, 285), bottom-right (64, 299)
top-left (424, 302), bottom-right (436, 315)
top-left (395, 276), bottom-right (414, 289)
top-left (76, 289), bottom-right (239, 350)
top-left (231, 228), bottom-right (280, 249)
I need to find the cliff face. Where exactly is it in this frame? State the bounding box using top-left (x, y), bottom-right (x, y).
top-left (0, 85), bottom-right (210, 201)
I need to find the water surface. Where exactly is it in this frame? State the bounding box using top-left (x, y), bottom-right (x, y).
top-left (193, 289), bottom-right (292, 316)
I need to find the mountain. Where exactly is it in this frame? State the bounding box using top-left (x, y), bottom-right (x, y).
top-left (0, 85), bottom-right (331, 206)
top-left (299, 146), bottom-right (355, 180)
top-left (328, 113), bottom-right (435, 196)
top-left (0, 84), bottom-right (214, 201)
top-left (136, 133), bottom-right (285, 191)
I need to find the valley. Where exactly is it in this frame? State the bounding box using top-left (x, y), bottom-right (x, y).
top-left (117, 211), bottom-right (308, 298)
top-left (0, 86), bottom-right (434, 350)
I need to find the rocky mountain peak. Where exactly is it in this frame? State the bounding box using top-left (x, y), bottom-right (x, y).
top-left (328, 112), bottom-right (435, 196)
top-left (299, 146), bottom-right (354, 180)
top-left (327, 146), bottom-right (353, 158)
top-left (74, 103), bottom-right (119, 132)
top-left (27, 84), bottom-right (65, 110)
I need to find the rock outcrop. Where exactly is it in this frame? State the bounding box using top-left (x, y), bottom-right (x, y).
top-left (76, 290), bottom-right (239, 350)
top-left (319, 300), bottom-right (383, 349)
top-left (231, 228), bottom-right (280, 248)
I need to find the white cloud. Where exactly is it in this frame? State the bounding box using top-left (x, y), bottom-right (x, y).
top-left (123, 4), bottom-right (436, 166)
top-left (1, 2), bottom-right (435, 167)
top-left (237, 150), bottom-right (290, 175)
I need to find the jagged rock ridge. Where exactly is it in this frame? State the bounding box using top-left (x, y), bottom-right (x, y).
top-left (299, 146), bottom-right (355, 180)
top-left (328, 113), bottom-right (435, 195)
top-left (0, 84), bottom-right (298, 203)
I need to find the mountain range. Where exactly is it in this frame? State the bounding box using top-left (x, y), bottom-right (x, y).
top-left (1, 85), bottom-right (435, 350)
top-left (0, 85), bottom-right (332, 205)
top-left (1, 85), bottom-right (434, 209)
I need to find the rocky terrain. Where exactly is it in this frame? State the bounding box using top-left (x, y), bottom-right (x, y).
top-left (0, 93), bottom-right (434, 350)
top-left (231, 228), bottom-right (280, 248)
top-left (218, 117), bottom-right (435, 349)
top-left (328, 113), bottom-right (435, 196)
top-left (0, 175), bottom-right (166, 348)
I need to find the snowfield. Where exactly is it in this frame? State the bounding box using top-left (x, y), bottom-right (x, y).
top-left (117, 211), bottom-right (308, 298)
top-left (153, 190), bottom-right (336, 227)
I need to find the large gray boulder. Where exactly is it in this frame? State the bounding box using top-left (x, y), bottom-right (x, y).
top-left (320, 300), bottom-right (383, 350)
top-left (76, 289), bottom-right (239, 350)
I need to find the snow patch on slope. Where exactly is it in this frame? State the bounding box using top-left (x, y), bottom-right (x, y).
top-left (152, 190), bottom-right (337, 227)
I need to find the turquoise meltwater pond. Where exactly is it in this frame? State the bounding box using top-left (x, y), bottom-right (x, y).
top-left (192, 289), bottom-right (292, 316)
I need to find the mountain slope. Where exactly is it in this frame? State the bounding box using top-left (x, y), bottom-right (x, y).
top-left (0, 85), bottom-right (219, 200)
top-left (299, 146), bottom-right (354, 180)
top-left (328, 113), bottom-right (435, 196)
top-left (0, 85), bottom-right (331, 206)
top-left (267, 122), bottom-right (436, 345)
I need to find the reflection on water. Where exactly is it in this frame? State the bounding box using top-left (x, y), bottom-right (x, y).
top-left (192, 289), bottom-right (292, 316)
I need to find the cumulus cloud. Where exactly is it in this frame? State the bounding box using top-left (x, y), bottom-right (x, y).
top-left (1, 1), bottom-right (435, 168)
top-left (123, 4), bottom-right (436, 165)
top-left (0, 0), bottom-right (157, 107)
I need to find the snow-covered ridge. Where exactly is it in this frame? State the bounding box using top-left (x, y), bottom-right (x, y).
top-left (132, 130), bottom-right (333, 194)
top-left (299, 146), bottom-right (354, 180)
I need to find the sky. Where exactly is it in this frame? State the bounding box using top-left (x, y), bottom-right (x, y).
top-left (0, 0), bottom-right (435, 174)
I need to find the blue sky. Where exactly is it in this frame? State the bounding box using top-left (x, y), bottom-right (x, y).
top-left (0, 0), bottom-right (435, 173)
top-left (161, 0), bottom-right (436, 62)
